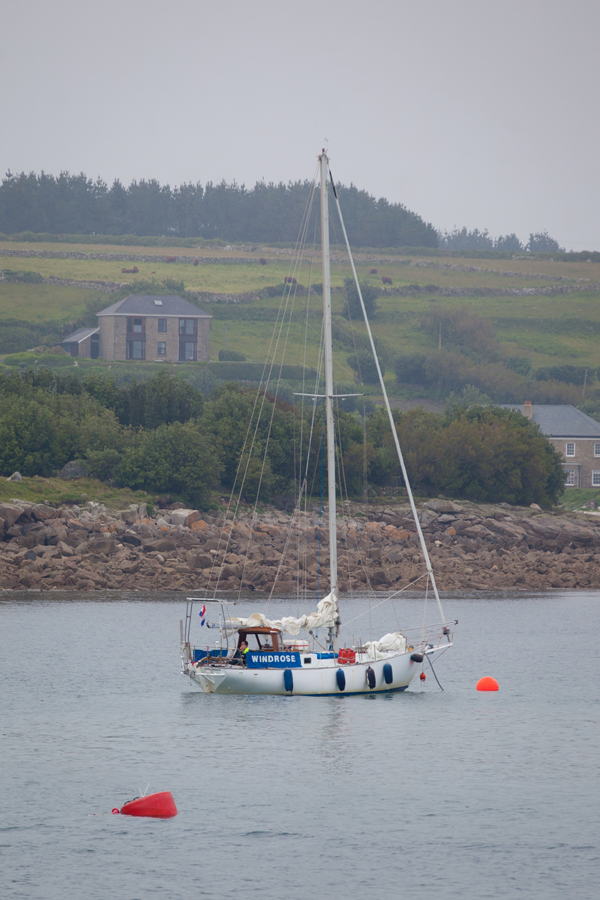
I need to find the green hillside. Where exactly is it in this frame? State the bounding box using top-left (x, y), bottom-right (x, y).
top-left (2, 238), bottom-right (600, 413)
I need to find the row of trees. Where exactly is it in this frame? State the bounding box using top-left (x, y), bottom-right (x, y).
top-left (0, 171), bottom-right (437, 248)
top-left (0, 369), bottom-right (565, 507)
top-left (438, 227), bottom-right (564, 253)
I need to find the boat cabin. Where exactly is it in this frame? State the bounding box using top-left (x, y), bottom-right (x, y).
top-left (237, 628), bottom-right (282, 651)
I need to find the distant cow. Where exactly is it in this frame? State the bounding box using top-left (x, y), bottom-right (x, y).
top-left (121, 266), bottom-right (139, 274)
top-left (193, 258), bottom-right (199, 266)
top-left (284, 276), bottom-right (298, 284)
top-left (381, 276), bottom-right (392, 285)
top-left (370, 267), bottom-right (378, 274)
top-left (259, 258), bottom-right (267, 266)
top-left (165, 256), bottom-right (177, 263)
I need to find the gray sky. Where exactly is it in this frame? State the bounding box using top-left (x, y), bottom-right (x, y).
top-left (2, 0), bottom-right (599, 249)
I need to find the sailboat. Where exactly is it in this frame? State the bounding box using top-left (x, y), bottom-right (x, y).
top-left (181, 151), bottom-right (456, 695)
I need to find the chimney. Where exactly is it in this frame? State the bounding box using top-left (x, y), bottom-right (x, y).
top-left (523, 400), bottom-right (533, 419)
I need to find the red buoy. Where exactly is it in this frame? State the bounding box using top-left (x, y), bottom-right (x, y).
top-left (119, 792), bottom-right (178, 819)
top-left (476, 676), bottom-right (499, 692)
top-left (419, 672), bottom-right (426, 682)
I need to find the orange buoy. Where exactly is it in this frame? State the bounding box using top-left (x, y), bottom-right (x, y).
top-left (419, 672), bottom-right (426, 682)
top-left (476, 676), bottom-right (499, 692)
top-left (119, 792), bottom-right (178, 819)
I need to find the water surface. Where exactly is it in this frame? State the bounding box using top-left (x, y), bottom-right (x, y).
top-left (1, 591), bottom-right (599, 900)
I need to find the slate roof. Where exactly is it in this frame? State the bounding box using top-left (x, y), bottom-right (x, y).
top-left (503, 404), bottom-right (600, 438)
top-left (96, 295), bottom-right (211, 318)
top-left (60, 326), bottom-right (99, 344)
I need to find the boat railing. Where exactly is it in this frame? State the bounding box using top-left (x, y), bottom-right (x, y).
top-left (401, 619), bottom-right (457, 650)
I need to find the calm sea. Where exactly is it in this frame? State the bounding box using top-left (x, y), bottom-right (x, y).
top-left (1, 590), bottom-right (599, 900)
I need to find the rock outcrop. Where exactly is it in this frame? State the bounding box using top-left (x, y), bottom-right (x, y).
top-left (1, 497), bottom-right (600, 593)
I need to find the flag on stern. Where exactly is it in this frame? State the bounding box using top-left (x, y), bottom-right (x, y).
top-left (199, 605), bottom-right (207, 626)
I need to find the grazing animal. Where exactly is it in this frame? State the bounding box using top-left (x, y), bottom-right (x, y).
top-left (193, 258), bottom-right (199, 266)
top-left (259, 258), bottom-right (267, 266)
top-left (121, 266), bottom-right (139, 274)
top-left (165, 256), bottom-right (177, 263)
top-left (370, 267), bottom-right (378, 274)
top-left (382, 276), bottom-right (392, 285)
top-left (284, 276), bottom-right (298, 284)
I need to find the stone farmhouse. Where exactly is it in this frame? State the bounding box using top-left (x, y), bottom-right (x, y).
top-left (506, 402), bottom-right (600, 488)
top-left (59, 295), bottom-right (211, 362)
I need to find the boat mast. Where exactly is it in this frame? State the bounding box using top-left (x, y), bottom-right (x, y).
top-left (319, 150), bottom-right (340, 648)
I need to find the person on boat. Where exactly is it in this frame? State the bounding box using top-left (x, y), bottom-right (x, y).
top-left (232, 640), bottom-right (249, 665)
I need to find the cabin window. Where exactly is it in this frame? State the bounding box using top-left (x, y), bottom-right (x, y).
top-left (565, 442), bottom-right (575, 457)
top-left (157, 342), bottom-right (166, 356)
top-left (127, 340), bottom-right (145, 360)
top-left (595, 443), bottom-right (600, 457)
top-left (564, 468), bottom-right (576, 486)
top-left (593, 471), bottom-right (600, 486)
top-left (158, 318), bottom-right (167, 333)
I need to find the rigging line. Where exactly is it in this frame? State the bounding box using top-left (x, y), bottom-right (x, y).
top-left (425, 653), bottom-right (445, 691)
top-left (421, 573), bottom-right (430, 645)
top-left (329, 167), bottom-right (446, 626)
top-left (237, 237), bottom-right (316, 600)
top-left (256, 197), bottom-right (321, 607)
top-left (207, 288), bottom-right (297, 589)
top-left (211, 186), bottom-right (317, 595)
top-left (333, 400), bottom-right (355, 598)
top-left (317, 386), bottom-right (326, 601)
top-left (340, 571), bottom-right (431, 627)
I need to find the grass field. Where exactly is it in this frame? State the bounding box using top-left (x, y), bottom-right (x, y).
top-left (2, 239), bottom-right (600, 379)
top-left (0, 476), bottom-right (151, 509)
top-left (0, 283), bottom-right (100, 324)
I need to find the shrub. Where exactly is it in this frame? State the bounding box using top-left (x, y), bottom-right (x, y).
top-left (219, 348), bottom-right (246, 361)
top-left (347, 351), bottom-right (382, 384)
top-left (342, 277), bottom-right (379, 320)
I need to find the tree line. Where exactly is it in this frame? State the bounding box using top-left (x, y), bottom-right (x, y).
top-left (438, 226), bottom-right (564, 253)
top-left (0, 368), bottom-right (565, 508)
top-left (0, 171), bottom-right (437, 248)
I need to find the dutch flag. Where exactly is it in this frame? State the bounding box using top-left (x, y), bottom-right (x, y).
top-left (199, 604), bottom-right (207, 626)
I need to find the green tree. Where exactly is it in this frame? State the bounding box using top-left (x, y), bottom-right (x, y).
top-left (342, 277), bottom-right (379, 321)
top-left (346, 351), bottom-right (382, 384)
top-left (117, 421), bottom-right (222, 507)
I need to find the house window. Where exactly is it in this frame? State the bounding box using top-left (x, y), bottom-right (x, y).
top-left (565, 442), bottom-right (575, 457)
top-left (158, 318), bottom-right (167, 333)
top-left (127, 317), bottom-right (145, 334)
top-left (595, 443), bottom-right (600, 457)
top-left (593, 471), bottom-right (600, 487)
top-left (157, 342), bottom-right (166, 356)
top-left (179, 341), bottom-right (196, 361)
top-left (565, 468), bottom-right (576, 486)
top-left (127, 340), bottom-right (145, 360)
top-left (179, 318), bottom-right (196, 336)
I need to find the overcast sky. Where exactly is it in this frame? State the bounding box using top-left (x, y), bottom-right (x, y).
top-left (2, 0), bottom-right (598, 249)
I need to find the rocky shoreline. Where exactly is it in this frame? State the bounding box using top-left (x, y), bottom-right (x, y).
top-left (1, 497), bottom-right (600, 594)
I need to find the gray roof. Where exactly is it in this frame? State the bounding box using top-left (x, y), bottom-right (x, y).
top-left (97, 294), bottom-right (211, 318)
top-left (60, 326), bottom-right (99, 344)
top-left (503, 404), bottom-right (600, 438)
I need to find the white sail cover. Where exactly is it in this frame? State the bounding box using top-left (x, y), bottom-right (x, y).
top-left (225, 590), bottom-right (338, 636)
top-left (364, 632), bottom-right (407, 659)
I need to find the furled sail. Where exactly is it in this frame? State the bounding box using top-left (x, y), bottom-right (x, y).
top-left (364, 632), bottom-right (407, 659)
top-left (224, 589), bottom-right (339, 636)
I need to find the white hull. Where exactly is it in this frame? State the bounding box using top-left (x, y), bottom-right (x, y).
top-left (183, 649), bottom-right (441, 696)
